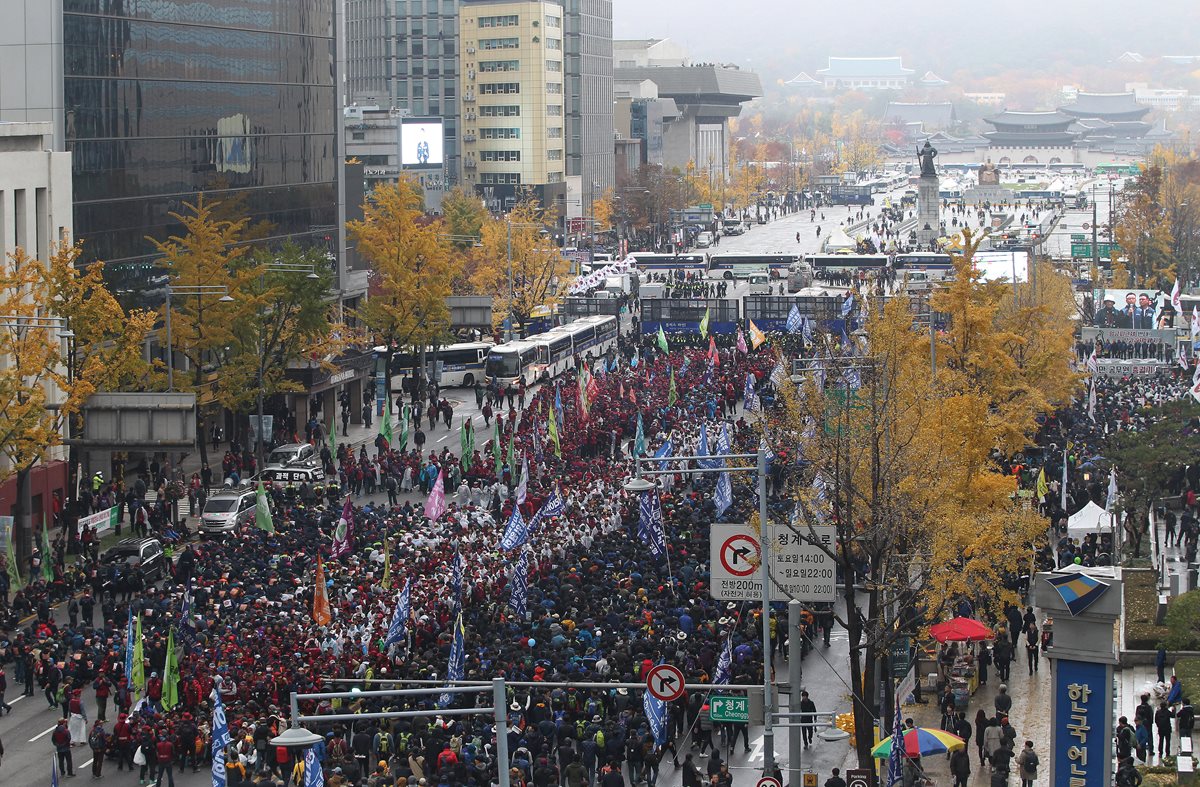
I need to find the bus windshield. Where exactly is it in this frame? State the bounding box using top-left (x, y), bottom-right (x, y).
top-left (486, 350), bottom-right (523, 379)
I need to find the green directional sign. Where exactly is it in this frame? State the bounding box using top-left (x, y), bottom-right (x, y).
top-left (1071, 243), bottom-right (1120, 259)
top-left (710, 695), bottom-right (750, 724)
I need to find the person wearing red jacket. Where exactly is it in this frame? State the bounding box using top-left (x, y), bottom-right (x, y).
top-left (113, 712), bottom-right (134, 771)
top-left (154, 734), bottom-right (175, 787)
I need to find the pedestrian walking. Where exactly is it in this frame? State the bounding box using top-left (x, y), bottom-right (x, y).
top-left (1155, 702), bottom-right (1174, 758)
top-left (88, 722), bottom-right (109, 778)
top-left (1025, 622), bottom-right (1040, 674)
top-left (1015, 741), bottom-right (1039, 787)
top-left (52, 718), bottom-right (74, 777)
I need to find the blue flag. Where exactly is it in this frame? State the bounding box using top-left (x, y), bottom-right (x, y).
top-left (52, 758), bottom-right (59, 787)
top-left (679, 357), bottom-right (691, 376)
top-left (385, 580), bottom-right (411, 648)
top-left (498, 506), bottom-right (529, 551)
top-left (654, 438), bottom-right (673, 472)
top-left (744, 372), bottom-right (759, 412)
top-left (644, 687), bottom-right (668, 745)
top-left (715, 470), bottom-right (732, 518)
top-left (698, 423), bottom-right (715, 469)
top-left (450, 549), bottom-right (464, 608)
top-left (637, 490), bottom-right (667, 558)
top-left (304, 745), bottom-right (325, 787)
top-left (714, 637), bottom-right (733, 685)
top-left (786, 303), bottom-right (803, 334)
top-left (630, 351), bottom-right (639, 369)
top-left (841, 292), bottom-right (855, 319)
top-left (508, 552), bottom-right (529, 618)
top-left (528, 487), bottom-right (566, 531)
top-left (716, 423), bottom-right (731, 456)
top-left (634, 412), bottom-right (646, 457)
top-left (439, 613), bottom-right (466, 708)
top-left (212, 690), bottom-right (232, 787)
top-left (124, 607), bottom-right (135, 682)
top-left (887, 696), bottom-right (904, 787)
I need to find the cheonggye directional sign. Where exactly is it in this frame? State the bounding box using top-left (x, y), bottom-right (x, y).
top-left (709, 523), bottom-right (837, 602)
top-left (709, 694), bottom-right (750, 723)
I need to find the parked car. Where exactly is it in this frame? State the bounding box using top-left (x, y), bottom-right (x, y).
top-left (266, 443), bottom-right (318, 468)
top-left (101, 538), bottom-right (167, 583)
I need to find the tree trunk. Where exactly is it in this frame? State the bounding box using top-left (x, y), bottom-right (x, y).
top-left (196, 363), bottom-right (210, 471)
top-left (13, 466), bottom-right (32, 577)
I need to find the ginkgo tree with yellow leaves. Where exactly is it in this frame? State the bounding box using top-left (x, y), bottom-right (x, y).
top-left (350, 177), bottom-right (464, 403)
top-left (470, 198), bottom-right (571, 336)
top-left (0, 242), bottom-right (155, 566)
top-left (764, 255), bottom-right (1073, 765)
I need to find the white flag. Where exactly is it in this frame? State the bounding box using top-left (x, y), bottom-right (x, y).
top-left (1172, 279), bottom-right (1182, 312)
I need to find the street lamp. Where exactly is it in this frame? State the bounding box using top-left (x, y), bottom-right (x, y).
top-left (163, 285), bottom-right (234, 392)
top-left (624, 445), bottom-right (776, 778)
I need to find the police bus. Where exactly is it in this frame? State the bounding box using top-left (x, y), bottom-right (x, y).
top-left (708, 253), bottom-right (800, 280)
top-left (486, 315), bottom-right (619, 386)
top-left (805, 254), bottom-right (891, 273)
top-left (387, 341), bottom-right (492, 390)
top-left (627, 252), bottom-right (710, 275)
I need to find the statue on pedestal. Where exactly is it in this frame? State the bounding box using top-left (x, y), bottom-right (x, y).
top-left (979, 159), bottom-right (1000, 186)
top-left (916, 141), bottom-right (938, 178)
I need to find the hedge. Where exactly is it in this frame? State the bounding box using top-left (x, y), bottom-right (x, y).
top-left (1124, 569), bottom-right (1170, 651)
top-left (1175, 658), bottom-right (1200, 702)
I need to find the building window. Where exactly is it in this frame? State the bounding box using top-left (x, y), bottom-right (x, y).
top-left (481, 173), bottom-right (522, 184)
top-left (547, 105), bottom-right (562, 116)
top-left (547, 82), bottom-right (562, 94)
top-left (544, 15), bottom-right (561, 28)
top-left (548, 127), bottom-right (563, 139)
top-left (547, 171), bottom-right (564, 183)
top-left (481, 105), bottom-right (521, 117)
top-left (481, 150), bottom-right (522, 162)
top-left (547, 60), bottom-right (561, 72)
top-left (479, 14), bottom-right (519, 27)
top-left (481, 128), bottom-right (521, 139)
top-left (546, 38), bottom-right (561, 51)
top-left (618, 59), bottom-right (637, 68)
top-left (480, 59), bottom-right (520, 72)
top-left (481, 82), bottom-right (520, 95)
top-left (547, 149), bottom-right (563, 161)
top-left (481, 37), bottom-right (520, 50)
top-left (352, 132), bottom-right (366, 140)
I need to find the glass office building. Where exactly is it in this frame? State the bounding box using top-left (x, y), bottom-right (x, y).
top-left (57, 0), bottom-right (338, 290)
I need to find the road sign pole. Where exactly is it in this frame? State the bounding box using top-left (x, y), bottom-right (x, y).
top-left (789, 599), bottom-right (804, 787)
top-left (494, 678), bottom-right (511, 787)
top-left (759, 446), bottom-right (775, 778)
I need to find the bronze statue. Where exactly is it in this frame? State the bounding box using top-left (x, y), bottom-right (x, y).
top-left (916, 141), bottom-right (938, 177)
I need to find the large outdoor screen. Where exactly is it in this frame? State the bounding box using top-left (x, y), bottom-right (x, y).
top-left (401, 118), bottom-right (444, 168)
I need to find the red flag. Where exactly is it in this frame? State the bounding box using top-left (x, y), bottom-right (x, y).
top-left (619, 381), bottom-right (625, 400)
top-left (424, 469), bottom-right (447, 521)
top-left (313, 556), bottom-right (332, 626)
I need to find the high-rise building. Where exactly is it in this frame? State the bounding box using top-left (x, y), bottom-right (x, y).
top-left (346, 0), bottom-right (463, 192)
top-left (559, 0), bottom-right (613, 220)
top-left (0, 0), bottom-right (343, 299)
top-left (458, 0), bottom-right (567, 211)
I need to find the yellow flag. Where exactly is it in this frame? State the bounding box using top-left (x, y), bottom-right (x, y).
top-left (748, 319), bottom-right (767, 350)
top-left (1036, 467), bottom-right (1048, 500)
top-left (313, 556), bottom-right (332, 626)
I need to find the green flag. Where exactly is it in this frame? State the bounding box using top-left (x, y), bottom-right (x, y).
top-left (699, 307), bottom-right (710, 340)
top-left (380, 406), bottom-right (393, 448)
top-left (667, 366), bottom-right (677, 407)
top-left (657, 325), bottom-right (669, 353)
top-left (547, 411), bottom-right (561, 458)
top-left (634, 412), bottom-right (646, 457)
top-left (40, 514), bottom-right (53, 582)
top-left (162, 627), bottom-right (180, 711)
top-left (255, 481), bottom-right (274, 533)
top-left (399, 404), bottom-right (410, 452)
top-left (493, 422), bottom-right (503, 477)
top-left (328, 422), bottom-right (337, 456)
top-left (131, 612), bottom-right (145, 694)
top-left (381, 538), bottom-right (391, 589)
top-left (5, 527), bottom-right (21, 591)
top-left (460, 418), bottom-right (470, 460)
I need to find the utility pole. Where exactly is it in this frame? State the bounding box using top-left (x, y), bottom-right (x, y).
top-left (1092, 184), bottom-right (1099, 270)
top-left (788, 599), bottom-right (805, 787)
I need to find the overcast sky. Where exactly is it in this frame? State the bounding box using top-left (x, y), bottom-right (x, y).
top-left (611, 0), bottom-right (1200, 85)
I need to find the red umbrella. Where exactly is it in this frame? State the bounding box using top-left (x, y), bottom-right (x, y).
top-left (929, 617), bottom-right (993, 643)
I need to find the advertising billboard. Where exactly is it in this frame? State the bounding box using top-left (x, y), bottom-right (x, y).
top-left (1092, 288), bottom-right (1173, 329)
top-left (400, 118), bottom-right (444, 169)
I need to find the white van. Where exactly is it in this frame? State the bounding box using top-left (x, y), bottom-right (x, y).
top-left (695, 232), bottom-right (715, 249)
top-left (748, 274), bottom-right (771, 294)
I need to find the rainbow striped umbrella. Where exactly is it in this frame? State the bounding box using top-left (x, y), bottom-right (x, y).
top-left (871, 727), bottom-right (966, 758)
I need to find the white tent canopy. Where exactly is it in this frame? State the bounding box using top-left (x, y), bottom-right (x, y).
top-left (824, 226), bottom-right (856, 251)
top-left (1067, 500), bottom-right (1113, 539)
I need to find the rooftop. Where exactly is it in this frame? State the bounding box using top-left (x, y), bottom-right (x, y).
top-left (919, 70), bottom-right (949, 86)
top-left (1059, 92), bottom-right (1150, 119)
top-left (613, 65), bottom-right (763, 102)
top-left (817, 56), bottom-right (915, 78)
top-left (785, 71), bottom-right (822, 87)
top-left (984, 110), bottom-right (1076, 128)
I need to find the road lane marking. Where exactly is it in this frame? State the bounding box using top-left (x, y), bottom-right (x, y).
top-left (29, 723), bottom-right (58, 742)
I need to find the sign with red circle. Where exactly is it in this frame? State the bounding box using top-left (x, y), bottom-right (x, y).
top-left (757, 778), bottom-right (783, 787)
top-left (719, 534), bottom-right (760, 577)
top-left (645, 663), bottom-right (686, 702)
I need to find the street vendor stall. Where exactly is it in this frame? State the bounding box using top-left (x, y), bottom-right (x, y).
top-left (930, 617), bottom-right (994, 709)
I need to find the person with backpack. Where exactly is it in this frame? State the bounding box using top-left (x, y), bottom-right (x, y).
top-left (1116, 755), bottom-right (1143, 787)
top-left (372, 726), bottom-right (394, 764)
top-left (51, 718), bottom-right (74, 778)
top-left (1015, 741), bottom-right (1039, 787)
top-left (88, 721), bottom-right (109, 778)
